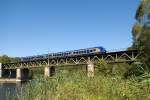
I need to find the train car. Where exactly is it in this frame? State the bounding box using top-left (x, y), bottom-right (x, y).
top-left (20, 46), bottom-right (106, 61)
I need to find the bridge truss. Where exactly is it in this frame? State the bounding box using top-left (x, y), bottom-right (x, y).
top-left (2, 50), bottom-right (143, 69)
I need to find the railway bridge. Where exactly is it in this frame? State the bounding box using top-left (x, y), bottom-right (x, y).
top-left (0, 50), bottom-right (143, 82)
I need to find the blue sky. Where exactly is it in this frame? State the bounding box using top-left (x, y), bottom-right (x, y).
top-left (0, 0), bottom-right (140, 57)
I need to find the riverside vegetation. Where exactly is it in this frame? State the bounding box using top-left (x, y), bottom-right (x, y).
top-left (8, 63), bottom-right (150, 100)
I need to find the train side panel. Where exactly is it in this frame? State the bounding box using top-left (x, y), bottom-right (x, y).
top-left (20, 46), bottom-right (106, 61)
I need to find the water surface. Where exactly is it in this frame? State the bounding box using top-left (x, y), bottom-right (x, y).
top-left (0, 82), bottom-right (25, 100)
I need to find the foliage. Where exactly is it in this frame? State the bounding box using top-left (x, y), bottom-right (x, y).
top-left (132, 23), bottom-right (142, 38)
top-left (0, 55), bottom-right (19, 64)
top-left (0, 55), bottom-right (11, 64)
top-left (29, 68), bottom-right (44, 79)
top-left (96, 60), bottom-right (112, 75)
top-left (124, 63), bottom-right (146, 78)
top-left (96, 60), bottom-right (134, 77)
top-left (135, 0), bottom-right (146, 22)
top-left (15, 71), bottom-right (150, 100)
top-left (138, 27), bottom-right (150, 68)
top-left (131, 0), bottom-right (150, 69)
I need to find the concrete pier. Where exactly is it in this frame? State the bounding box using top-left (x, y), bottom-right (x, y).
top-left (87, 63), bottom-right (94, 77)
top-left (0, 68), bottom-right (29, 83)
top-left (44, 66), bottom-right (50, 77)
top-left (16, 68), bottom-right (22, 82)
top-left (0, 63), bottom-right (2, 78)
top-left (87, 57), bottom-right (94, 77)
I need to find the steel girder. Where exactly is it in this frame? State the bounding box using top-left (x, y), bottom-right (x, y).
top-left (1, 50), bottom-right (142, 69)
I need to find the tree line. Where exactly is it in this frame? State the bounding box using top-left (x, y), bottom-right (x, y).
top-left (0, 55), bottom-right (19, 64)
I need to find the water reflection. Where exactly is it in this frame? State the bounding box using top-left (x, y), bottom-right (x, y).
top-left (0, 82), bottom-right (26, 100)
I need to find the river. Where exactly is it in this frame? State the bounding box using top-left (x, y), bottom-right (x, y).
top-left (0, 82), bottom-right (26, 100)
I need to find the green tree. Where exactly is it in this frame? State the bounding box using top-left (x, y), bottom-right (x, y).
top-left (131, 0), bottom-right (150, 69)
top-left (131, 23), bottom-right (142, 49)
top-left (0, 55), bottom-right (20, 63)
top-left (0, 55), bottom-right (11, 63)
top-left (138, 27), bottom-right (150, 67)
top-left (135, 0), bottom-right (146, 22)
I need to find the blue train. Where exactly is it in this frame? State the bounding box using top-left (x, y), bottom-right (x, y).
top-left (20, 46), bottom-right (106, 61)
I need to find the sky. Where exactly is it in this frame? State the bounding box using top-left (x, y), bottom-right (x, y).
top-left (0, 0), bottom-right (140, 57)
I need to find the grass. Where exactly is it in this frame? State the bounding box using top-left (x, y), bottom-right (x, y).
top-left (15, 69), bottom-right (150, 100)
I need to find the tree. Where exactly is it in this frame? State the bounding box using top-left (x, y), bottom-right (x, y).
top-left (0, 55), bottom-right (11, 64)
top-left (138, 27), bottom-right (150, 67)
top-left (131, 0), bottom-right (150, 69)
top-left (135, 0), bottom-right (146, 22)
top-left (0, 55), bottom-right (20, 64)
top-left (131, 23), bottom-right (142, 49)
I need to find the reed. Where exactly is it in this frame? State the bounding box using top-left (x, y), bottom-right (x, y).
top-left (16, 70), bottom-right (150, 100)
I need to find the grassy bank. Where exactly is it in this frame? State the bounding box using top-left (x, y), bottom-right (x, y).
top-left (15, 70), bottom-right (150, 100)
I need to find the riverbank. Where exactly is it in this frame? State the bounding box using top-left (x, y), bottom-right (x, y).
top-left (0, 78), bottom-right (18, 83)
top-left (0, 78), bottom-right (29, 84)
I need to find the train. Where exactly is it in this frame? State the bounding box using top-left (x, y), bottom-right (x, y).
top-left (20, 46), bottom-right (106, 61)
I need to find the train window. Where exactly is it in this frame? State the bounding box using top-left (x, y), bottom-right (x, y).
top-left (79, 51), bottom-right (84, 54)
top-left (74, 51), bottom-right (78, 54)
top-left (57, 53), bottom-right (62, 56)
top-left (79, 51), bottom-right (82, 54)
top-left (93, 49), bottom-right (96, 51)
top-left (87, 50), bottom-right (90, 53)
top-left (65, 52), bottom-right (69, 56)
top-left (61, 52), bottom-right (64, 56)
top-left (49, 54), bottom-right (52, 57)
top-left (90, 50), bottom-right (93, 52)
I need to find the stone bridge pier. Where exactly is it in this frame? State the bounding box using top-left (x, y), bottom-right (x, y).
top-left (16, 68), bottom-right (30, 82)
top-left (16, 68), bottom-right (22, 82)
top-left (87, 63), bottom-right (94, 77)
top-left (87, 57), bottom-right (94, 77)
top-left (44, 66), bottom-right (55, 77)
